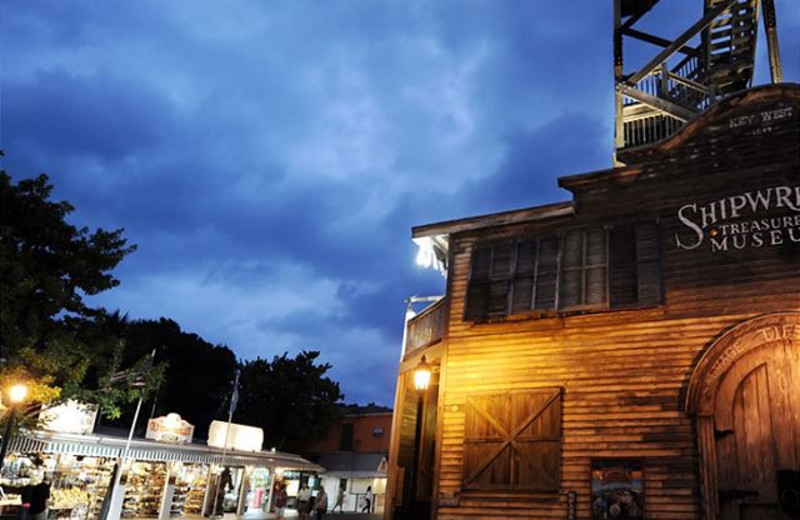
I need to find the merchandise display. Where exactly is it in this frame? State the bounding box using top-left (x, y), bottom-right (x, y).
top-left (0, 428), bottom-right (320, 520)
top-left (244, 467), bottom-right (270, 512)
top-left (170, 463), bottom-right (208, 517)
top-left (122, 461), bottom-right (167, 518)
top-left (0, 453), bottom-right (114, 520)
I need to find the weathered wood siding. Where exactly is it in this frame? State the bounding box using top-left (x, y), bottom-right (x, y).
top-left (432, 86), bottom-right (799, 519)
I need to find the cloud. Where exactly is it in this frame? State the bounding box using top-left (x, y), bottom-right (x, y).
top-left (3, 0), bottom-right (798, 406)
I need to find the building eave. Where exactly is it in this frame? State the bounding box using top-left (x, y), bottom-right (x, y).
top-left (411, 201), bottom-right (575, 239)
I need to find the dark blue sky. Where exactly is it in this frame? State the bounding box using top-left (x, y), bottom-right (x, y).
top-left (2, 1), bottom-right (798, 407)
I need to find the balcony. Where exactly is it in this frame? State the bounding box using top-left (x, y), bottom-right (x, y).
top-left (404, 298), bottom-right (446, 357)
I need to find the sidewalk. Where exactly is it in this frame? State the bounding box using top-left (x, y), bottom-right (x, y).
top-left (237, 510), bottom-right (381, 520)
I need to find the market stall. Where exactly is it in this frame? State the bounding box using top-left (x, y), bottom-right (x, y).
top-left (0, 447), bottom-right (118, 520)
top-left (1, 428), bottom-right (322, 520)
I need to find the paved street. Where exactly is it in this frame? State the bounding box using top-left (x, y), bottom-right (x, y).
top-left (238, 511), bottom-right (382, 520)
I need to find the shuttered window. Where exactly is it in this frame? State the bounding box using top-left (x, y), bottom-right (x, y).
top-left (464, 222), bottom-right (661, 321)
top-left (559, 228), bottom-right (607, 309)
top-left (463, 388), bottom-right (562, 491)
top-left (465, 237), bottom-right (563, 321)
top-left (609, 222), bottom-right (662, 307)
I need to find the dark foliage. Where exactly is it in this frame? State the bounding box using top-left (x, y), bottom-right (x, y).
top-left (0, 172), bottom-right (158, 419)
top-left (235, 352), bottom-right (344, 452)
top-left (110, 318), bottom-right (239, 437)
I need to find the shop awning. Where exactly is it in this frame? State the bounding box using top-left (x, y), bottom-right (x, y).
top-left (8, 431), bottom-right (323, 472)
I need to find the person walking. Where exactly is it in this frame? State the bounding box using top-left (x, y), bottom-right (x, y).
top-left (331, 485), bottom-right (345, 513)
top-left (29, 477), bottom-right (50, 520)
top-left (297, 482), bottom-right (312, 520)
top-left (361, 486), bottom-right (372, 513)
top-left (274, 483), bottom-right (288, 520)
top-left (313, 487), bottom-right (328, 520)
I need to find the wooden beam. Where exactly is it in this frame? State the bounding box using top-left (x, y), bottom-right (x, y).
top-left (621, 27), bottom-right (700, 56)
top-left (620, 7), bottom-right (649, 30)
top-left (614, 0), bottom-right (625, 154)
top-left (411, 202), bottom-right (574, 239)
top-left (762, 0), bottom-right (784, 83)
top-left (667, 71), bottom-right (710, 95)
top-left (617, 84), bottom-right (697, 122)
top-left (627, 0), bottom-right (737, 86)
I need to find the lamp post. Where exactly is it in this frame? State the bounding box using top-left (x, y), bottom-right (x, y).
top-left (0, 383), bottom-right (29, 472)
top-left (409, 356), bottom-right (431, 518)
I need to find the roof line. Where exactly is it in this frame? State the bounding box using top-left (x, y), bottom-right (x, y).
top-left (559, 84), bottom-right (800, 191)
top-left (412, 201), bottom-right (575, 238)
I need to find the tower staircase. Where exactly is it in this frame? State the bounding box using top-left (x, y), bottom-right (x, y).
top-left (614, 0), bottom-right (784, 163)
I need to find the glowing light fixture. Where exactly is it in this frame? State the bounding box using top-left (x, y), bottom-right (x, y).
top-left (413, 237), bottom-right (446, 276)
top-left (413, 356), bottom-right (432, 392)
top-left (9, 384), bottom-right (27, 404)
top-left (1, 383), bottom-right (29, 472)
top-left (415, 240), bottom-right (435, 267)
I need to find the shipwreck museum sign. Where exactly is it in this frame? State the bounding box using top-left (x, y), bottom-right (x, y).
top-left (674, 184), bottom-right (800, 253)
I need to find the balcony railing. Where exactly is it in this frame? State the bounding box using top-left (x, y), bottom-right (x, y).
top-left (404, 298), bottom-right (446, 356)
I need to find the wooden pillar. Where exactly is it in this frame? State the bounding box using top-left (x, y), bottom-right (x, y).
top-left (384, 373), bottom-right (408, 520)
top-left (264, 471), bottom-right (276, 513)
top-left (236, 467), bottom-right (250, 515)
top-left (201, 467), bottom-right (217, 518)
top-left (613, 0), bottom-right (625, 161)
top-left (697, 415), bottom-right (719, 520)
top-left (761, 0), bottom-right (783, 83)
top-left (158, 462), bottom-right (175, 520)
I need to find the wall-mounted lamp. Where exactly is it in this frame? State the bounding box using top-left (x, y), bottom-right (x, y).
top-left (413, 356), bottom-right (431, 393)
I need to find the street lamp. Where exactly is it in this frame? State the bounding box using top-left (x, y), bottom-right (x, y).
top-left (409, 356), bottom-right (432, 518)
top-left (1, 383), bottom-right (29, 472)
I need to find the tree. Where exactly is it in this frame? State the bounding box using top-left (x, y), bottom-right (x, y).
top-left (116, 318), bottom-right (239, 437)
top-left (235, 351), bottom-right (344, 452)
top-left (0, 171), bottom-right (160, 420)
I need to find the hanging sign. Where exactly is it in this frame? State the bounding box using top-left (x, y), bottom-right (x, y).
top-left (207, 420), bottom-right (263, 452)
top-left (146, 413), bottom-right (195, 444)
top-left (39, 400), bottom-right (98, 435)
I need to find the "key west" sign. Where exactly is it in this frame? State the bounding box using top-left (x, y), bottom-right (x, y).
top-left (674, 185), bottom-right (800, 252)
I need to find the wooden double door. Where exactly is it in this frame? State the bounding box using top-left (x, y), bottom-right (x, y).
top-left (712, 340), bottom-right (800, 520)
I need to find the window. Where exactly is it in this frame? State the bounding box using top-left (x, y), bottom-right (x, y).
top-left (559, 228), bottom-right (607, 309)
top-left (466, 237), bottom-right (562, 321)
top-left (339, 423), bottom-right (354, 451)
top-left (464, 222), bottom-right (661, 321)
top-left (463, 388), bottom-right (562, 491)
top-left (609, 222), bottom-right (662, 307)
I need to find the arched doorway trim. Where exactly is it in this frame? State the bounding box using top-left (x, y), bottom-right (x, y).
top-left (686, 312), bottom-right (799, 417)
top-left (685, 312), bottom-right (800, 520)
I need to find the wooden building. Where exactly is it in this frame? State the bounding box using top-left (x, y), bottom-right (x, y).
top-left (385, 2), bottom-right (798, 519)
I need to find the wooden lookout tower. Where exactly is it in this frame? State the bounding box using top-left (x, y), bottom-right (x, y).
top-left (614, 0), bottom-right (784, 164)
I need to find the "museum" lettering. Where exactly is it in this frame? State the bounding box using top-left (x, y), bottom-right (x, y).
top-left (674, 185), bottom-right (800, 252)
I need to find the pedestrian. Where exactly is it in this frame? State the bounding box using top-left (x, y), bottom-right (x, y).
top-left (274, 483), bottom-right (288, 520)
top-left (29, 476), bottom-right (50, 520)
top-left (361, 486), bottom-right (372, 513)
top-left (215, 467), bottom-right (233, 517)
top-left (18, 483), bottom-right (33, 520)
top-left (313, 487), bottom-right (328, 520)
top-left (331, 484), bottom-right (345, 513)
top-left (297, 482), bottom-right (312, 520)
